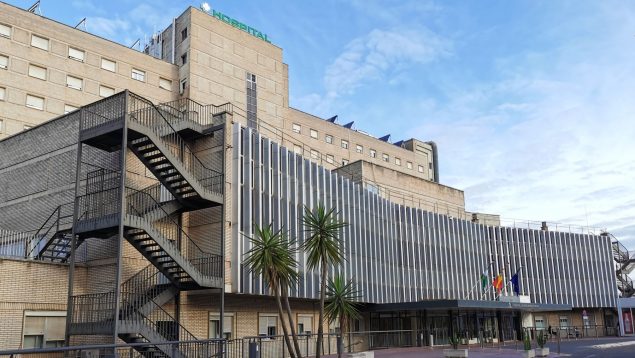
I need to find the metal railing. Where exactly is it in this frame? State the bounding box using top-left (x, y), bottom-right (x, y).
top-left (125, 186), bottom-right (223, 281)
top-left (79, 91), bottom-right (127, 131)
top-left (157, 97), bottom-right (232, 128)
top-left (0, 338), bottom-right (225, 357)
top-left (70, 292), bottom-right (117, 330)
top-left (128, 93), bottom-right (223, 196)
top-left (26, 202), bottom-right (75, 259)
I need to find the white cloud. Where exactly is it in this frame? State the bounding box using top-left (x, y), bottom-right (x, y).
top-left (324, 28), bottom-right (450, 97)
top-left (294, 26), bottom-right (451, 116)
top-left (408, 7), bottom-right (635, 249)
top-left (86, 16), bottom-right (131, 38)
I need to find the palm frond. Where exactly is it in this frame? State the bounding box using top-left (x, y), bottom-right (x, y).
top-left (324, 274), bottom-right (361, 324)
top-left (301, 204), bottom-right (348, 270)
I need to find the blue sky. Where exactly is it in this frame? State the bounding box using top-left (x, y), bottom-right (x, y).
top-left (7, 0), bottom-right (635, 248)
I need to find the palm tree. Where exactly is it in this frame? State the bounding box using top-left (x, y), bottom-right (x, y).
top-left (243, 224), bottom-right (301, 358)
top-left (325, 274), bottom-right (361, 358)
top-left (301, 204), bottom-right (347, 358)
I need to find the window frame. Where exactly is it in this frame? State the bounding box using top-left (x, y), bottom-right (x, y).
top-left (131, 68), bottom-right (146, 82)
top-left (22, 311), bottom-right (66, 349)
top-left (325, 134), bottom-right (333, 144)
top-left (341, 140), bottom-right (349, 149)
top-left (99, 85), bottom-right (115, 98)
top-left (209, 312), bottom-right (234, 340)
top-left (101, 58), bottom-right (116, 72)
top-left (0, 86), bottom-right (5, 101)
top-left (159, 78), bottom-right (172, 91)
top-left (292, 123), bottom-right (301, 134)
top-left (66, 75), bottom-right (83, 90)
top-left (68, 47), bottom-right (85, 62)
top-left (31, 34), bottom-right (49, 51)
top-left (369, 149), bottom-right (376, 158)
top-left (25, 94), bottom-right (45, 110)
top-left (0, 54), bottom-right (8, 69)
top-left (0, 23), bottom-right (11, 38)
top-left (28, 64), bottom-right (47, 80)
top-left (356, 144), bottom-right (363, 154)
top-left (310, 129), bottom-right (318, 139)
top-left (326, 154), bottom-right (334, 164)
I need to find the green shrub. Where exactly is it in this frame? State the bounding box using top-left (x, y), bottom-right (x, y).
top-left (536, 331), bottom-right (546, 348)
top-left (523, 331), bottom-right (532, 351)
top-left (449, 334), bottom-right (459, 349)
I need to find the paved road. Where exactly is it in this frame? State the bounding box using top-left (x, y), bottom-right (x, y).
top-left (326, 336), bottom-right (635, 357)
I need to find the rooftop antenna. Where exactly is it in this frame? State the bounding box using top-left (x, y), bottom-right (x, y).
top-left (130, 38), bottom-right (140, 50)
top-left (27, 0), bottom-right (42, 15)
top-left (201, 2), bottom-right (211, 12)
top-left (74, 18), bottom-right (86, 31)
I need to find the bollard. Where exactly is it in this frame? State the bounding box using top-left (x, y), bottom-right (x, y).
top-left (429, 334), bottom-right (434, 347)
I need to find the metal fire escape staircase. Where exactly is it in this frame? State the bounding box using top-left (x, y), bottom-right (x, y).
top-left (69, 92), bottom-right (226, 355)
top-left (608, 233), bottom-right (635, 298)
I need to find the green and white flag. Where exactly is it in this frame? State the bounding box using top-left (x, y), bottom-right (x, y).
top-left (480, 269), bottom-right (489, 291)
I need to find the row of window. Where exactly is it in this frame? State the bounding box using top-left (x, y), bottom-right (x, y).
top-left (0, 84), bottom-right (112, 112)
top-left (0, 23), bottom-right (174, 91)
top-left (291, 123), bottom-right (428, 173)
top-left (209, 312), bottom-right (342, 339)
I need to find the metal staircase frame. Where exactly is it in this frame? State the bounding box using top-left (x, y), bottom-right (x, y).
top-left (65, 91), bottom-right (228, 353)
top-left (608, 233), bottom-right (635, 298)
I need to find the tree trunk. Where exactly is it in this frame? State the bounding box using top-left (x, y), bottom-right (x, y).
top-left (273, 279), bottom-right (297, 358)
top-left (338, 315), bottom-right (347, 358)
top-left (283, 285), bottom-right (303, 358)
top-left (316, 259), bottom-right (328, 358)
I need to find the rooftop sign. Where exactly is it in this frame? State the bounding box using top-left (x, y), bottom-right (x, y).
top-left (200, 4), bottom-right (271, 43)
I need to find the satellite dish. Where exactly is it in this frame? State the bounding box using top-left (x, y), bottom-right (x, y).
top-left (201, 2), bottom-right (211, 12)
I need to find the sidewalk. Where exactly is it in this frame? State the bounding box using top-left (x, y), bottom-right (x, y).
top-left (329, 347), bottom-right (563, 357)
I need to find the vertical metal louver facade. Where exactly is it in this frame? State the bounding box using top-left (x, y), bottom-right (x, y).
top-left (231, 124), bottom-right (617, 308)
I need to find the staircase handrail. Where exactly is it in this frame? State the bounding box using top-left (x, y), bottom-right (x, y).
top-left (120, 263), bottom-right (170, 302)
top-left (120, 292), bottom-right (199, 343)
top-left (26, 202), bottom-right (75, 258)
top-left (125, 186), bottom-right (222, 279)
top-left (159, 97), bottom-right (232, 126)
top-left (127, 93), bottom-right (223, 194)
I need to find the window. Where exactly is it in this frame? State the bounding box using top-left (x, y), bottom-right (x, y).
top-left (181, 53), bottom-right (187, 65)
top-left (22, 312), bottom-right (65, 349)
top-left (559, 316), bottom-right (569, 328)
top-left (0, 119), bottom-right (3, 132)
top-left (342, 159), bottom-right (349, 166)
top-left (99, 85), bottom-right (115, 97)
top-left (0, 54), bottom-right (7, 69)
top-left (292, 123), bottom-right (301, 133)
top-left (293, 145), bottom-right (302, 154)
top-left (382, 153), bottom-right (389, 162)
top-left (395, 158), bottom-right (401, 166)
top-left (310, 149), bottom-right (319, 160)
top-left (310, 129), bottom-right (318, 139)
top-left (325, 134), bottom-right (333, 144)
top-left (0, 23), bottom-right (11, 38)
top-left (259, 314), bottom-right (277, 336)
top-left (159, 78), bottom-right (172, 91)
top-left (0, 87), bottom-right (5, 101)
top-left (341, 140), bottom-right (349, 149)
top-left (68, 47), bottom-right (85, 62)
top-left (356, 145), bottom-right (363, 153)
top-left (181, 28), bottom-right (188, 40)
top-left (31, 34), bottom-right (49, 50)
top-left (180, 78), bottom-right (188, 94)
top-left (407, 162), bottom-right (413, 170)
top-left (246, 73), bottom-right (257, 127)
top-left (101, 58), bottom-right (116, 72)
top-left (26, 94), bottom-right (44, 110)
top-left (326, 154), bottom-right (334, 164)
top-left (329, 319), bottom-right (341, 334)
top-left (369, 149), bottom-right (376, 158)
top-left (28, 64), bottom-right (46, 80)
top-left (64, 104), bottom-right (78, 114)
top-left (66, 75), bottom-right (83, 90)
top-left (131, 68), bottom-right (145, 82)
top-left (297, 315), bottom-right (313, 335)
top-left (209, 313), bottom-right (233, 339)
top-left (535, 316), bottom-right (545, 330)
top-left (418, 165), bottom-right (424, 173)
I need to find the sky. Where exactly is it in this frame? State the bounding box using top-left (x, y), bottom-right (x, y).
top-left (7, 0), bottom-right (635, 249)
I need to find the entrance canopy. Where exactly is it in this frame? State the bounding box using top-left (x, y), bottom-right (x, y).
top-left (365, 299), bottom-right (572, 313)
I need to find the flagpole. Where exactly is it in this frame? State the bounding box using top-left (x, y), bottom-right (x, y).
top-left (463, 261), bottom-right (493, 300)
